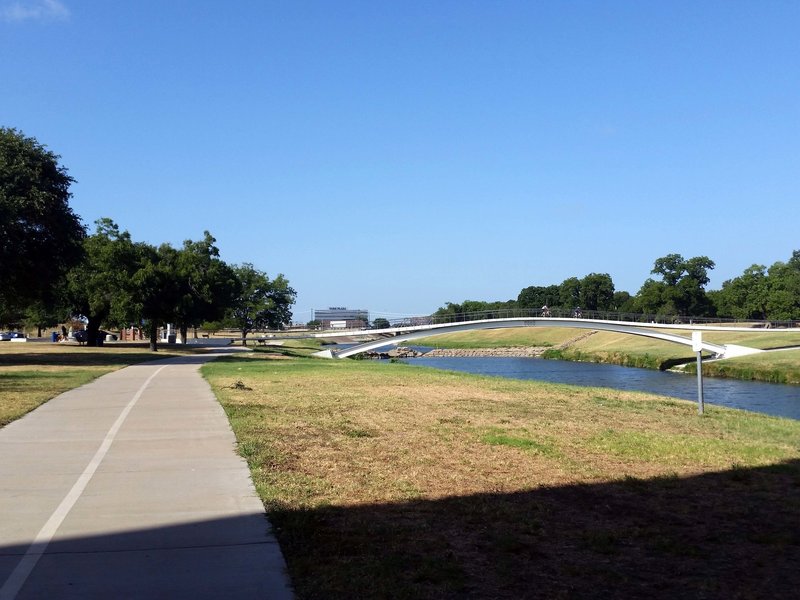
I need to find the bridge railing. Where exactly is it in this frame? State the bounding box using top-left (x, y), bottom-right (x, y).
top-left (378, 309), bottom-right (799, 330)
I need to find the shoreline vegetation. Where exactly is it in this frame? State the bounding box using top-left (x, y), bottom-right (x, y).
top-left (410, 328), bottom-right (800, 385)
top-left (201, 345), bottom-right (800, 599)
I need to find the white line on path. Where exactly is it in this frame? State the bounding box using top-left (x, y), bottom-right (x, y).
top-left (0, 365), bottom-right (169, 600)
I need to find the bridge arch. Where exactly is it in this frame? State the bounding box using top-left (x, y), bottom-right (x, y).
top-left (327, 317), bottom-right (733, 359)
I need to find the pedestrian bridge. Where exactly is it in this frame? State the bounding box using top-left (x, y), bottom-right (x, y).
top-left (312, 317), bottom-right (767, 359)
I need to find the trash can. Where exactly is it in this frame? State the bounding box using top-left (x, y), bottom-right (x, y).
top-left (51, 331), bottom-right (58, 342)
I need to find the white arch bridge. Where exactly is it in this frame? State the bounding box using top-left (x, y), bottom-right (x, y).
top-left (311, 317), bottom-right (770, 359)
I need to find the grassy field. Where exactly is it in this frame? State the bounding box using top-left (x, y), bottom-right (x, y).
top-left (203, 350), bottom-right (800, 599)
top-left (412, 328), bottom-right (578, 349)
top-left (0, 342), bottom-right (188, 427)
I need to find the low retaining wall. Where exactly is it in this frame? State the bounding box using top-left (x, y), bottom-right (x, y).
top-left (421, 347), bottom-right (548, 358)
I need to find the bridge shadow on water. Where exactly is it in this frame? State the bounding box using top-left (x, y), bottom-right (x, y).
top-left (275, 459), bottom-right (800, 599)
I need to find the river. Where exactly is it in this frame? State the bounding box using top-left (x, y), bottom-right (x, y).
top-left (399, 355), bottom-right (800, 421)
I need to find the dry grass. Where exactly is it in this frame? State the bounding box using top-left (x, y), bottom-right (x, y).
top-left (0, 342), bottom-right (191, 427)
top-left (413, 328), bottom-right (578, 349)
top-left (203, 354), bottom-right (800, 599)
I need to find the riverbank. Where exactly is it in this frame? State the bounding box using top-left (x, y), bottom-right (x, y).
top-left (413, 328), bottom-right (800, 384)
top-left (545, 345), bottom-right (800, 385)
top-left (422, 346), bottom-right (547, 357)
top-left (693, 349), bottom-right (800, 384)
top-left (203, 350), bottom-right (800, 599)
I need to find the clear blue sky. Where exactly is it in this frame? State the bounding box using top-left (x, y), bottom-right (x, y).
top-left (2, 1), bottom-right (798, 322)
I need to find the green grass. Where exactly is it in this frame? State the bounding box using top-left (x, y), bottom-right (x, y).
top-left (202, 353), bottom-right (800, 599)
top-left (588, 429), bottom-right (787, 466)
top-left (480, 428), bottom-right (559, 456)
top-left (692, 349), bottom-right (800, 384)
top-left (413, 328), bottom-right (574, 349)
top-left (251, 338), bottom-right (324, 357)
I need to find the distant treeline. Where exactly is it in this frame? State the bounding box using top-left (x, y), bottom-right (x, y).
top-left (434, 252), bottom-right (800, 321)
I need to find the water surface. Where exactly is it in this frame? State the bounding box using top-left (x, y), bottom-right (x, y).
top-left (404, 355), bottom-right (800, 421)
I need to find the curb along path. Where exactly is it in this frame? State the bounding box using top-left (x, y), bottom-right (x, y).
top-left (0, 353), bottom-right (293, 599)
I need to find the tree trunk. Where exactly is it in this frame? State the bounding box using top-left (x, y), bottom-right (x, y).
top-left (148, 322), bottom-right (159, 352)
top-left (241, 330), bottom-right (248, 346)
top-left (86, 319), bottom-right (101, 347)
top-left (180, 325), bottom-right (189, 345)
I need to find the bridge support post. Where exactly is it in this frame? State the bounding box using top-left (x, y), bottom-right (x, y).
top-left (692, 332), bottom-right (704, 415)
top-left (695, 351), bottom-right (704, 415)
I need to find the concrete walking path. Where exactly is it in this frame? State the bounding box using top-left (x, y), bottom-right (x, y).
top-left (0, 352), bottom-right (293, 599)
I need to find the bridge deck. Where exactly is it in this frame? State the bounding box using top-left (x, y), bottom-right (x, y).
top-left (299, 317), bottom-right (774, 359)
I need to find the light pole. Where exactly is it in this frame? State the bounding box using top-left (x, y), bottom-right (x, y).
top-left (692, 331), bottom-right (704, 415)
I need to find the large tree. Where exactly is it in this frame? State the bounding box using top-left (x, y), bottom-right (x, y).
top-left (634, 254), bottom-right (715, 317)
top-left (712, 265), bottom-right (770, 320)
top-left (579, 273), bottom-right (615, 311)
top-left (65, 219), bottom-right (141, 346)
top-left (432, 299), bottom-right (517, 321)
top-left (228, 263), bottom-right (296, 344)
top-left (131, 242), bottom-right (184, 352)
top-left (172, 232), bottom-right (240, 343)
top-left (372, 317), bottom-right (391, 329)
top-left (558, 277), bottom-right (582, 309)
top-left (610, 291), bottom-right (634, 313)
top-left (517, 285), bottom-right (560, 309)
top-left (0, 128), bottom-right (85, 312)
top-left (764, 252), bottom-right (800, 321)
top-left (23, 300), bottom-right (63, 337)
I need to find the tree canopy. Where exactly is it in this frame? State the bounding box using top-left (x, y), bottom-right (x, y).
top-left (579, 273), bottom-right (615, 311)
top-left (634, 254), bottom-right (716, 316)
top-left (65, 219), bottom-right (141, 346)
top-left (437, 248), bottom-right (800, 324)
top-left (0, 128), bottom-right (85, 311)
top-left (228, 263), bottom-right (297, 344)
top-left (171, 232), bottom-right (241, 344)
top-left (517, 285), bottom-right (560, 309)
top-left (713, 251), bottom-right (800, 321)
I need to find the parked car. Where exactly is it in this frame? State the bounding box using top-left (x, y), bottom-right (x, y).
top-left (71, 330), bottom-right (117, 343)
top-left (0, 331), bottom-right (24, 341)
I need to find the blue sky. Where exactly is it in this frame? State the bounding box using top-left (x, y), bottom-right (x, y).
top-left (2, 1), bottom-right (798, 321)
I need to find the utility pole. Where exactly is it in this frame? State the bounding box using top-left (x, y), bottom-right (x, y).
top-left (692, 331), bottom-right (704, 415)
